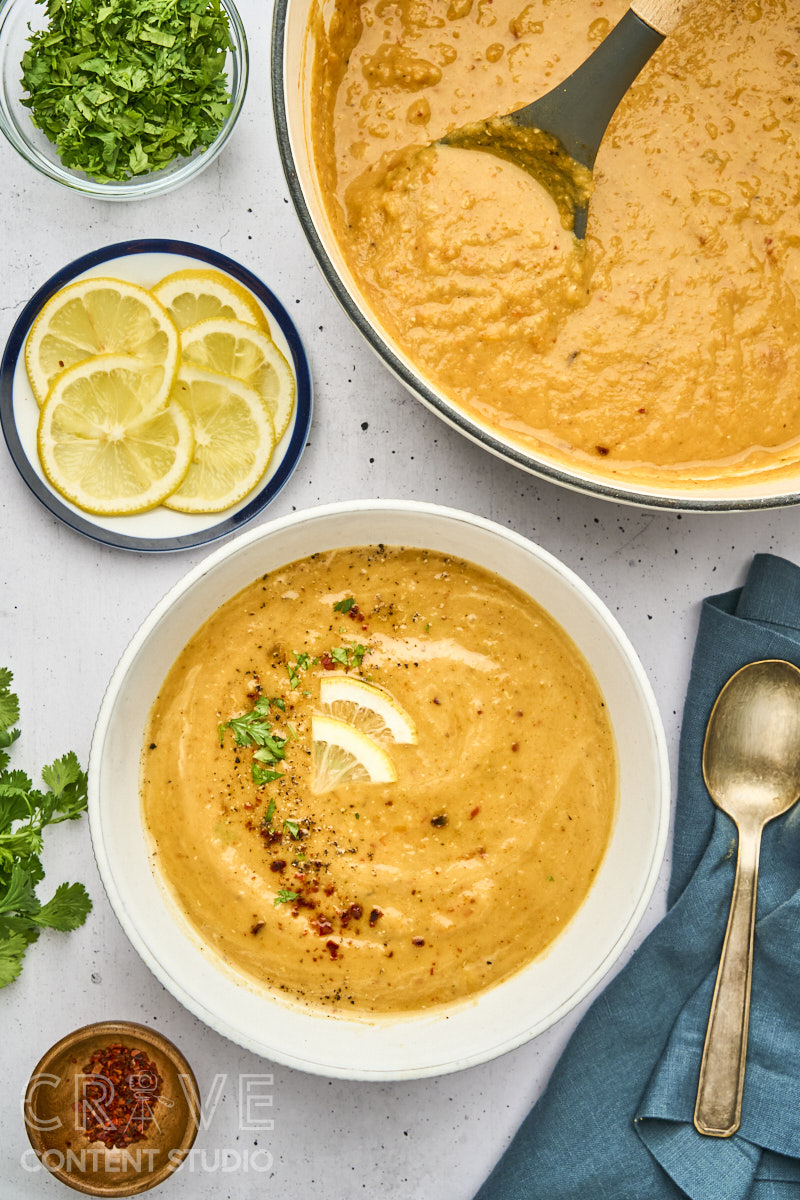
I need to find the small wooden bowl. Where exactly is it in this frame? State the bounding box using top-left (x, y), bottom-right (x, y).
top-left (23, 1021), bottom-right (200, 1197)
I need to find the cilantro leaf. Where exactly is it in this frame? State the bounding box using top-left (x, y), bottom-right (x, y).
top-left (274, 889), bottom-right (298, 907)
top-left (252, 766), bottom-right (284, 786)
top-left (333, 597), bottom-right (355, 614)
top-left (33, 882), bottom-right (93, 931)
top-left (0, 864), bottom-right (40, 918)
top-left (0, 933), bottom-right (30, 988)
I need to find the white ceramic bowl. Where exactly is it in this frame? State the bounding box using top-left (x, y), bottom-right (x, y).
top-left (271, 0), bottom-right (800, 513)
top-left (89, 501), bottom-right (669, 1079)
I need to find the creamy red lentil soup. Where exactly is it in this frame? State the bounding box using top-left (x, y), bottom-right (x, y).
top-left (141, 546), bottom-right (617, 1014)
top-left (309, 0), bottom-right (800, 489)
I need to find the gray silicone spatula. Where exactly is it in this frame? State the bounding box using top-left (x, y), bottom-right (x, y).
top-left (441, 0), bottom-right (702, 237)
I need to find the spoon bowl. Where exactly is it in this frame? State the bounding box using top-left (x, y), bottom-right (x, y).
top-left (441, 0), bottom-right (700, 236)
top-left (694, 659), bottom-right (800, 1138)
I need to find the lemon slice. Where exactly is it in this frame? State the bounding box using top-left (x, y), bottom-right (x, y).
top-left (311, 714), bottom-right (397, 794)
top-left (179, 318), bottom-right (295, 441)
top-left (25, 277), bottom-right (180, 407)
top-left (165, 364), bottom-right (276, 514)
top-left (319, 676), bottom-right (418, 744)
top-left (37, 355), bottom-right (193, 516)
top-left (152, 269), bottom-right (271, 334)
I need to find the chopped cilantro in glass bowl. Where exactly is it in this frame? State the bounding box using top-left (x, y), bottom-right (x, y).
top-left (0, 0), bottom-right (248, 199)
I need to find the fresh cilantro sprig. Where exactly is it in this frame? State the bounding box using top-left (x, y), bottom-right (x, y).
top-left (273, 889), bottom-right (298, 908)
top-left (0, 670), bottom-right (91, 987)
top-left (20, 0), bottom-right (234, 183)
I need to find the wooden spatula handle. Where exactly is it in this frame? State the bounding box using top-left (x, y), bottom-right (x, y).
top-left (630, 0), bottom-right (701, 35)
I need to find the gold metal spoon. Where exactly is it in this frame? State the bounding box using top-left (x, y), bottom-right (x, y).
top-left (694, 659), bottom-right (800, 1138)
top-left (441, 0), bottom-right (702, 237)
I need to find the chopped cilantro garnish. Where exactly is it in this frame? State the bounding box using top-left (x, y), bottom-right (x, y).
top-left (220, 699), bottom-right (288, 787)
top-left (20, 0), bottom-right (234, 184)
top-left (262, 799), bottom-right (276, 829)
top-left (283, 819), bottom-right (300, 839)
top-left (253, 766), bottom-right (284, 786)
top-left (333, 597), bottom-right (355, 614)
top-left (274, 889), bottom-right (298, 907)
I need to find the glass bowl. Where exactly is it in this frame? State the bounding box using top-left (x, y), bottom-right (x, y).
top-left (0, 0), bottom-right (248, 200)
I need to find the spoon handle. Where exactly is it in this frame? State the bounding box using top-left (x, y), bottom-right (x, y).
top-left (631, 0), bottom-right (701, 36)
top-left (694, 819), bottom-right (762, 1137)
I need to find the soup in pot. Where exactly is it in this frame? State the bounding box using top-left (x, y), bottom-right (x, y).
top-left (309, 0), bottom-right (800, 489)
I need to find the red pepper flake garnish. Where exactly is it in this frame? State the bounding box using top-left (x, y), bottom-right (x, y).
top-left (368, 908), bottom-right (382, 927)
top-left (251, 921), bottom-right (265, 935)
top-left (511, 742), bottom-right (519, 752)
top-left (326, 940), bottom-right (340, 959)
top-left (432, 697), bottom-right (441, 705)
top-left (469, 806), bottom-right (480, 819)
top-left (350, 903), bottom-right (363, 919)
top-left (270, 860), bottom-right (286, 873)
top-left (77, 1044), bottom-right (163, 1149)
top-left (412, 937), bottom-right (425, 947)
top-left (595, 445), bottom-right (610, 456)
top-left (316, 914), bottom-right (334, 936)
top-left (320, 652), bottom-right (335, 670)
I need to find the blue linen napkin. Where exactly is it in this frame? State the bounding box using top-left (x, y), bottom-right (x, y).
top-left (475, 553), bottom-right (800, 1200)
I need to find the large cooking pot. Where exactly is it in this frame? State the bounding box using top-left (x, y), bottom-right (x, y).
top-left (271, 0), bottom-right (800, 513)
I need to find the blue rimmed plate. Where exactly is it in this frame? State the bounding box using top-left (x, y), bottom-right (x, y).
top-left (0, 239), bottom-right (312, 552)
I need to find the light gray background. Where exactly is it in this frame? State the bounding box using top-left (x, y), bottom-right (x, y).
top-left (1, 1), bottom-right (796, 1195)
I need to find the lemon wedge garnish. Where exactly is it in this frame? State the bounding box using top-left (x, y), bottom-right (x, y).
top-left (319, 676), bottom-right (417, 744)
top-left (165, 364), bottom-right (276, 514)
top-left (151, 268), bottom-right (271, 334)
top-left (179, 318), bottom-right (295, 442)
top-left (311, 714), bottom-right (397, 794)
top-left (25, 277), bottom-right (179, 407)
top-left (37, 355), bottom-right (193, 516)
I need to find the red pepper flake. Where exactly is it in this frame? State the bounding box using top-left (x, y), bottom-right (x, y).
top-left (369, 908), bottom-right (382, 927)
top-left (511, 742), bottom-right (519, 752)
top-left (350, 903), bottom-right (363, 919)
top-left (270, 860), bottom-right (286, 873)
top-left (251, 921), bottom-right (265, 935)
top-left (469, 806), bottom-right (480, 819)
top-left (326, 940), bottom-right (340, 959)
top-left (595, 445), bottom-right (610, 456)
top-left (412, 937), bottom-right (425, 947)
top-left (316, 914), bottom-right (334, 936)
top-left (77, 1044), bottom-right (163, 1149)
top-left (320, 652), bottom-right (335, 670)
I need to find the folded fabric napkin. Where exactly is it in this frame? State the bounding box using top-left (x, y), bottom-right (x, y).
top-left (475, 553), bottom-right (800, 1200)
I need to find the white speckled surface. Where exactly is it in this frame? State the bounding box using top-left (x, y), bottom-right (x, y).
top-left (0, 2), bottom-right (797, 1196)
